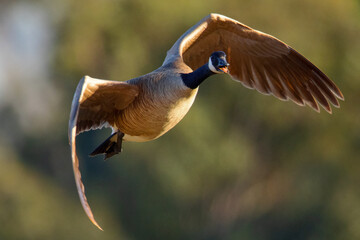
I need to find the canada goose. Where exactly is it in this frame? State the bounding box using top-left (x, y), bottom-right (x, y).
top-left (69, 13), bottom-right (344, 230)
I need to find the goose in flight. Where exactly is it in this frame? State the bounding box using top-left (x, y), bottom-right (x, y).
top-left (69, 13), bottom-right (344, 230)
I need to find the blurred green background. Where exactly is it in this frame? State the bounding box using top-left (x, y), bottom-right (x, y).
top-left (1, 0), bottom-right (360, 239)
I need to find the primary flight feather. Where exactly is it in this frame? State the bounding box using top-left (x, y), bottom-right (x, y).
top-left (69, 13), bottom-right (343, 230)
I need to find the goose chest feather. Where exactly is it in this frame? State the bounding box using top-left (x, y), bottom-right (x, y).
top-left (68, 13), bottom-right (344, 230)
top-left (118, 64), bottom-right (199, 142)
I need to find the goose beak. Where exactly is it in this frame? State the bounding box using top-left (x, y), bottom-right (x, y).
top-left (217, 58), bottom-right (229, 73)
top-left (218, 64), bottom-right (229, 74)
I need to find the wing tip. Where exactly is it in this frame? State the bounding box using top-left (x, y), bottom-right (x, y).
top-left (336, 89), bottom-right (345, 101)
top-left (324, 105), bottom-right (333, 114)
top-left (90, 217), bottom-right (104, 231)
top-left (78, 180), bottom-right (104, 231)
top-left (314, 107), bottom-right (321, 113)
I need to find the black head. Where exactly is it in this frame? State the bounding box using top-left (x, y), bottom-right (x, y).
top-left (208, 51), bottom-right (229, 74)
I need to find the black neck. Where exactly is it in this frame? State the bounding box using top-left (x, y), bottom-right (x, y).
top-left (181, 63), bottom-right (215, 89)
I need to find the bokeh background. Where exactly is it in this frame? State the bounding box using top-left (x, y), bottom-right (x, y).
top-left (1, 0), bottom-right (360, 239)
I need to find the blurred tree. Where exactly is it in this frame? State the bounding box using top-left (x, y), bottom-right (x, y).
top-left (0, 0), bottom-right (359, 239)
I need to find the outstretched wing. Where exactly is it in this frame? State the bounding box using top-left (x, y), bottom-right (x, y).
top-left (164, 13), bottom-right (344, 113)
top-left (68, 76), bottom-right (139, 230)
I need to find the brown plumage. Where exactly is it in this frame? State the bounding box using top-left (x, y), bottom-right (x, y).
top-left (69, 13), bottom-right (343, 230)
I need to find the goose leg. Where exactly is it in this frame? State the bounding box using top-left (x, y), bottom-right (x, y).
top-left (89, 131), bottom-right (125, 160)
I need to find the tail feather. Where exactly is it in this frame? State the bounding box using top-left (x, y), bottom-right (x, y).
top-left (90, 132), bottom-right (124, 160)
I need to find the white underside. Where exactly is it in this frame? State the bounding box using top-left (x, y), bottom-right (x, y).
top-left (112, 126), bottom-right (149, 142)
top-left (123, 134), bottom-right (150, 142)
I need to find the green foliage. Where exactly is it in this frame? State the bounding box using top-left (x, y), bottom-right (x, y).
top-left (1, 0), bottom-right (360, 239)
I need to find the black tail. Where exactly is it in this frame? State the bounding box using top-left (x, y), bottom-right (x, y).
top-left (89, 132), bottom-right (124, 160)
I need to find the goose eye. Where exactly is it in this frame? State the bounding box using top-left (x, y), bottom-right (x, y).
top-left (211, 56), bottom-right (218, 65)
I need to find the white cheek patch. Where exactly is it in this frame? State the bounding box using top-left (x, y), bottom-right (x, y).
top-left (208, 57), bottom-right (223, 74)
